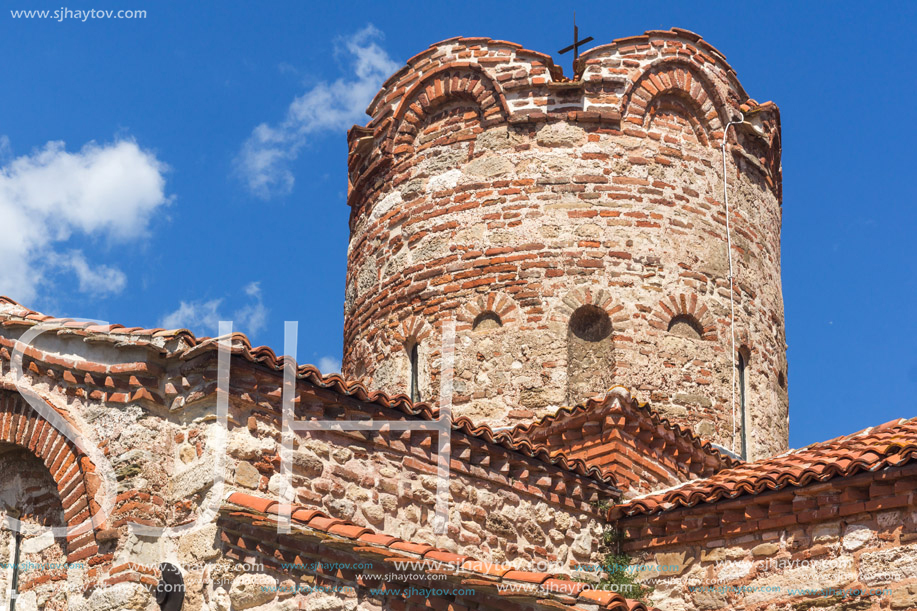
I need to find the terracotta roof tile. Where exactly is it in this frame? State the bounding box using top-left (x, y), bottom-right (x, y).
top-left (328, 524), bottom-right (371, 539)
top-left (614, 417), bottom-right (917, 516)
top-left (306, 516), bottom-right (343, 532)
top-left (222, 492), bottom-right (659, 611)
top-left (578, 589), bottom-right (618, 605)
top-left (357, 532), bottom-right (401, 547)
top-left (541, 579), bottom-right (587, 596)
top-left (423, 550), bottom-right (468, 565)
top-left (225, 492), bottom-right (276, 514)
top-left (503, 570), bottom-right (551, 584)
top-left (390, 541), bottom-right (435, 556)
top-left (291, 508), bottom-right (323, 523)
top-left (460, 560), bottom-right (512, 578)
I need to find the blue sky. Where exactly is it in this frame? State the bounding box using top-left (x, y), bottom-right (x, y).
top-left (1, 1), bottom-right (914, 449)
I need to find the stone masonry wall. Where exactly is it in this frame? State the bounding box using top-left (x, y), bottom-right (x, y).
top-left (613, 462), bottom-right (917, 610)
top-left (342, 30), bottom-right (787, 461)
top-left (223, 360), bottom-right (613, 571)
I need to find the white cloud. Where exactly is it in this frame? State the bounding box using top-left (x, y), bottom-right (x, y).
top-left (48, 251), bottom-right (127, 296)
top-left (160, 282), bottom-right (269, 338)
top-left (160, 298), bottom-right (223, 333)
top-left (234, 282), bottom-right (268, 336)
top-left (318, 356), bottom-right (342, 375)
top-left (0, 138), bottom-right (169, 302)
top-left (236, 24), bottom-right (399, 199)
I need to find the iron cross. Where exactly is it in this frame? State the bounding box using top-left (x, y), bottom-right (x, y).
top-left (558, 11), bottom-right (594, 68)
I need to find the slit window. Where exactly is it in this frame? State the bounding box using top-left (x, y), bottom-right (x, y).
top-left (409, 343), bottom-right (420, 402)
top-left (738, 352), bottom-right (748, 460)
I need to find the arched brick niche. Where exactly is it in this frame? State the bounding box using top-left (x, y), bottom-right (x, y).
top-left (621, 59), bottom-right (728, 145)
top-left (651, 293), bottom-right (717, 341)
top-left (452, 293), bottom-right (522, 421)
top-left (390, 64), bottom-right (509, 157)
top-left (554, 287), bottom-right (624, 405)
top-left (0, 390), bottom-right (110, 578)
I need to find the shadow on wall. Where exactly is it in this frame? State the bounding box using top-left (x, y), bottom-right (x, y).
top-left (567, 305), bottom-right (614, 404)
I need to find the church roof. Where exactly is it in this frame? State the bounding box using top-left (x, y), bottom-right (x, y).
top-left (611, 415), bottom-right (917, 517)
top-left (0, 296), bottom-right (617, 488)
top-left (223, 491), bottom-right (661, 611)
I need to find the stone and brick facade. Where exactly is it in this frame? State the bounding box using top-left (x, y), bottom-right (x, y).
top-left (0, 27), bottom-right (914, 611)
top-left (341, 29), bottom-right (786, 461)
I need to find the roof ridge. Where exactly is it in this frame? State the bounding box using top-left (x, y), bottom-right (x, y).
top-left (509, 386), bottom-right (741, 469)
top-left (223, 491), bottom-right (660, 611)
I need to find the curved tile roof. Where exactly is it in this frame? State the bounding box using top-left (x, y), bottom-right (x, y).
top-left (614, 416), bottom-right (917, 517)
top-left (224, 492), bottom-right (660, 611)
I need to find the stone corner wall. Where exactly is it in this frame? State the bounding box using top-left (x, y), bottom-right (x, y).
top-left (615, 463), bottom-right (917, 610)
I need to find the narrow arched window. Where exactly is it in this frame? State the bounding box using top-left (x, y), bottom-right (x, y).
top-left (409, 343), bottom-right (420, 402)
top-left (738, 352), bottom-right (748, 460)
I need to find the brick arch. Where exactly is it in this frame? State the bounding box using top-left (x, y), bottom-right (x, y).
top-left (456, 292), bottom-right (520, 332)
top-left (651, 293), bottom-right (717, 341)
top-left (736, 330), bottom-right (755, 361)
top-left (389, 64), bottom-right (509, 154)
top-left (551, 286), bottom-right (624, 324)
top-left (621, 60), bottom-right (728, 144)
top-left (390, 315), bottom-right (432, 349)
top-left (347, 338), bottom-right (374, 382)
top-left (0, 389), bottom-right (103, 562)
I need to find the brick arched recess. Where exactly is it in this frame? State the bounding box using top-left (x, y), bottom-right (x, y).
top-left (390, 315), bottom-right (432, 348)
top-left (389, 64), bottom-right (509, 156)
top-left (552, 286), bottom-right (624, 324)
top-left (456, 292), bottom-right (520, 332)
top-left (651, 293), bottom-right (718, 341)
top-left (385, 315), bottom-right (433, 402)
top-left (621, 60), bottom-right (728, 144)
top-left (348, 339), bottom-right (374, 383)
top-left (0, 389), bottom-right (105, 567)
top-left (555, 287), bottom-right (625, 403)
